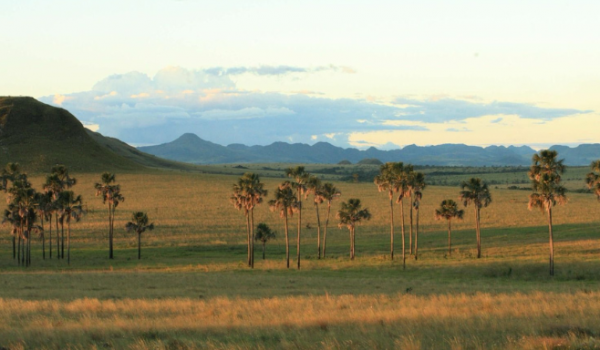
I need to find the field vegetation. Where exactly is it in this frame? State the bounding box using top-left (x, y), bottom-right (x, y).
top-left (1, 163), bottom-right (600, 349)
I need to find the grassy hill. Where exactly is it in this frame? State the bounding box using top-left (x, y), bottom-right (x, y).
top-left (0, 96), bottom-right (195, 173)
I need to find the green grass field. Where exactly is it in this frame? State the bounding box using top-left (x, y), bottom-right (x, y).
top-left (1, 168), bottom-right (600, 349)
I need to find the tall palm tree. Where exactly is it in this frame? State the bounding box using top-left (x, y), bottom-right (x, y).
top-left (94, 172), bottom-right (124, 259)
top-left (286, 166), bottom-right (309, 269)
top-left (319, 182), bottom-right (341, 258)
top-left (306, 175), bottom-right (324, 259)
top-left (528, 150), bottom-right (566, 276)
top-left (35, 191), bottom-right (53, 260)
top-left (8, 177), bottom-right (39, 267)
top-left (409, 172), bottom-right (426, 260)
top-left (374, 162), bottom-right (404, 261)
top-left (43, 173), bottom-right (63, 258)
top-left (459, 178), bottom-right (492, 259)
top-left (57, 191), bottom-right (84, 265)
top-left (231, 173), bottom-right (267, 268)
top-left (404, 165), bottom-right (418, 255)
top-left (337, 198), bottom-right (372, 260)
top-left (1, 162), bottom-right (21, 259)
top-left (434, 199), bottom-right (464, 256)
top-left (125, 211), bottom-right (154, 260)
top-left (44, 165), bottom-right (76, 259)
top-left (2, 206), bottom-right (20, 262)
top-left (255, 223), bottom-right (276, 260)
top-left (268, 182), bottom-right (297, 268)
top-left (393, 163), bottom-right (410, 269)
top-left (231, 180), bottom-right (251, 266)
top-left (585, 160), bottom-right (600, 199)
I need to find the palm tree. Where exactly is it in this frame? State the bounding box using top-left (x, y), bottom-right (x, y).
top-left (8, 177), bottom-right (39, 267)
top-left (434, 199), bottom-right (464, 256)
top-left (43, 173), bottom-right (63, 258)
top-left (35, 191), bottom-right (53, 260)
top-left (57, 191), bottom-right (84, 265)
top-left (528, 150), bottom-right (566, 276)
top-left (459, 178), bottom-right (492, 259)
top-left (286, 166), bottom-right (309, 269)
top-left (44, 165), bottom-right (76, 259)
top-left (306, 175), bottom-right (324, 259)
top-left (255, 223), bottom-right (276, 260)
top-left (1, 162), bottom-right (21, 259)
top-left (394, 163), bottom-right (410, 269)
top-left (231, 180), bottom-right (251, 266)
top-left (2, 206), bottom-right (20, 262)
top-left (319, 183), bottom-right (341, 258)
top-left (374, 162), bottom-right (404, 261)
top-left (268, 182), bottom-right (297, 268)
top-left (231, 173), bottom-right (267, 268)
top-left (337, 198), bottom-right (372, 260)
top-left (409, 172), bottom-right (426, 260)
top-left (404, 165), bottom-right (418, 255)
top-left (585, 160), bottom-right (600, 199)
top-left (94, 172), bottom-right (124, 259)
top-left (125, 211), bottom-right (154, 260)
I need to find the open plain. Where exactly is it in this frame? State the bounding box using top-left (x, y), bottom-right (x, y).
top-left (1, 167), bottom-right (600, 349)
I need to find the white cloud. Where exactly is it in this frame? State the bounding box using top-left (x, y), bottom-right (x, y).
top-left (197, 106), bottom-right (295, 120)
top-left (38, 67), bottom-right (592, 148)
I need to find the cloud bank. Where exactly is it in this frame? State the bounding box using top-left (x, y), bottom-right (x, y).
top-left (41, 66), bottom-right (591, 149)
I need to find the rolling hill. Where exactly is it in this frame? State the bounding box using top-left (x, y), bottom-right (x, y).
top-left (0, 96), bottom-right (194, 173)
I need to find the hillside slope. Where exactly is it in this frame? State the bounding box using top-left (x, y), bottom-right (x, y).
top-left (0, 96), bottom-right (191, 173)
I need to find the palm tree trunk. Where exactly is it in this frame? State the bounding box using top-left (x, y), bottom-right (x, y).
top-left (409, 194), bottom-right (413, 255)
top-left (548, 206), bottom-right (554, 276)
top-left (250, 208), bottom-right (255, 269)
top-left (27, 232), bottom-right (31, 267)
top-left (476, 207), bottom-right (481, 259)
top-left (352, 227), bottom-right (356, 260)
top-left (108, 202), bottom-right (113, 259)
top-left (400, 198), bottom-right (406, 270)
top-left (414, 208), bottom-right (419, 261)
top-left (297, 193), bottom-right (302, 270)
top-left (138, 232), bottom-right (141, 260)
top-left (55, 213), bottom-right (59, 259)
top-left (348, 227), bottom-right (354, 260)
top-left (67, 217), bottom-right (71, 265)
top-left (448, 220), bottom-right (452, 256)
top-left (246, 212), bottom-right (251, 266)
top-left (49, 215), bottom-right (52, 259)
top-left (389, 196), bottom-right (394, 260)
top-left (17, 232), bottom-right (21, 265)
top-left (12, 235), bottom-right (16, 260)
top-left (20, 222), bottom-right (24, 266)
top-left (315, 203), bottom-right (322, 259)
top-left (41, 215), bottom-right (45, 260)
top-left (262, 241), bottom-right (266, 260)
top-left (284, 212), bottom-right (289, 269)
top-left (323, 203), bottom-right (331, 258)
top-left (61, 218), bottom-right (65, 259)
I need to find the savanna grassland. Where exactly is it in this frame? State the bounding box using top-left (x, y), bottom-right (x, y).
top-left (1, 167), bottom-right (600, 350)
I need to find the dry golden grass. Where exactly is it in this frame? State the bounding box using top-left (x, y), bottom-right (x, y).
top-left (1, 170), bottom-right (600, 349)
top-left (1, 291), bottom-right (600, 349)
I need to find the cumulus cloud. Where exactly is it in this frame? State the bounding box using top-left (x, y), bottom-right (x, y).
top-left (204, 64), bottom-right (355, 76)
top-left (390, 97), bottom-right (587, 123)
top-left (39, 66), bottom-right (590, 148)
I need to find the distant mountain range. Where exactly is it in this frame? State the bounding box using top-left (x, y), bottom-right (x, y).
top-left (138, 133), bottom-right (600, 166)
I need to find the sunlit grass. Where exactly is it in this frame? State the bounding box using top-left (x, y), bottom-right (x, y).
top-left (1, 169), bottom-right (600, 349)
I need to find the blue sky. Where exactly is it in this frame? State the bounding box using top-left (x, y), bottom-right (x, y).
top-left (2, 1), bottom-right (599, 148)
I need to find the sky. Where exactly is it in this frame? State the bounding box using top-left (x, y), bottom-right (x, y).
top-left (1, 0), bottom-right (599, 149)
